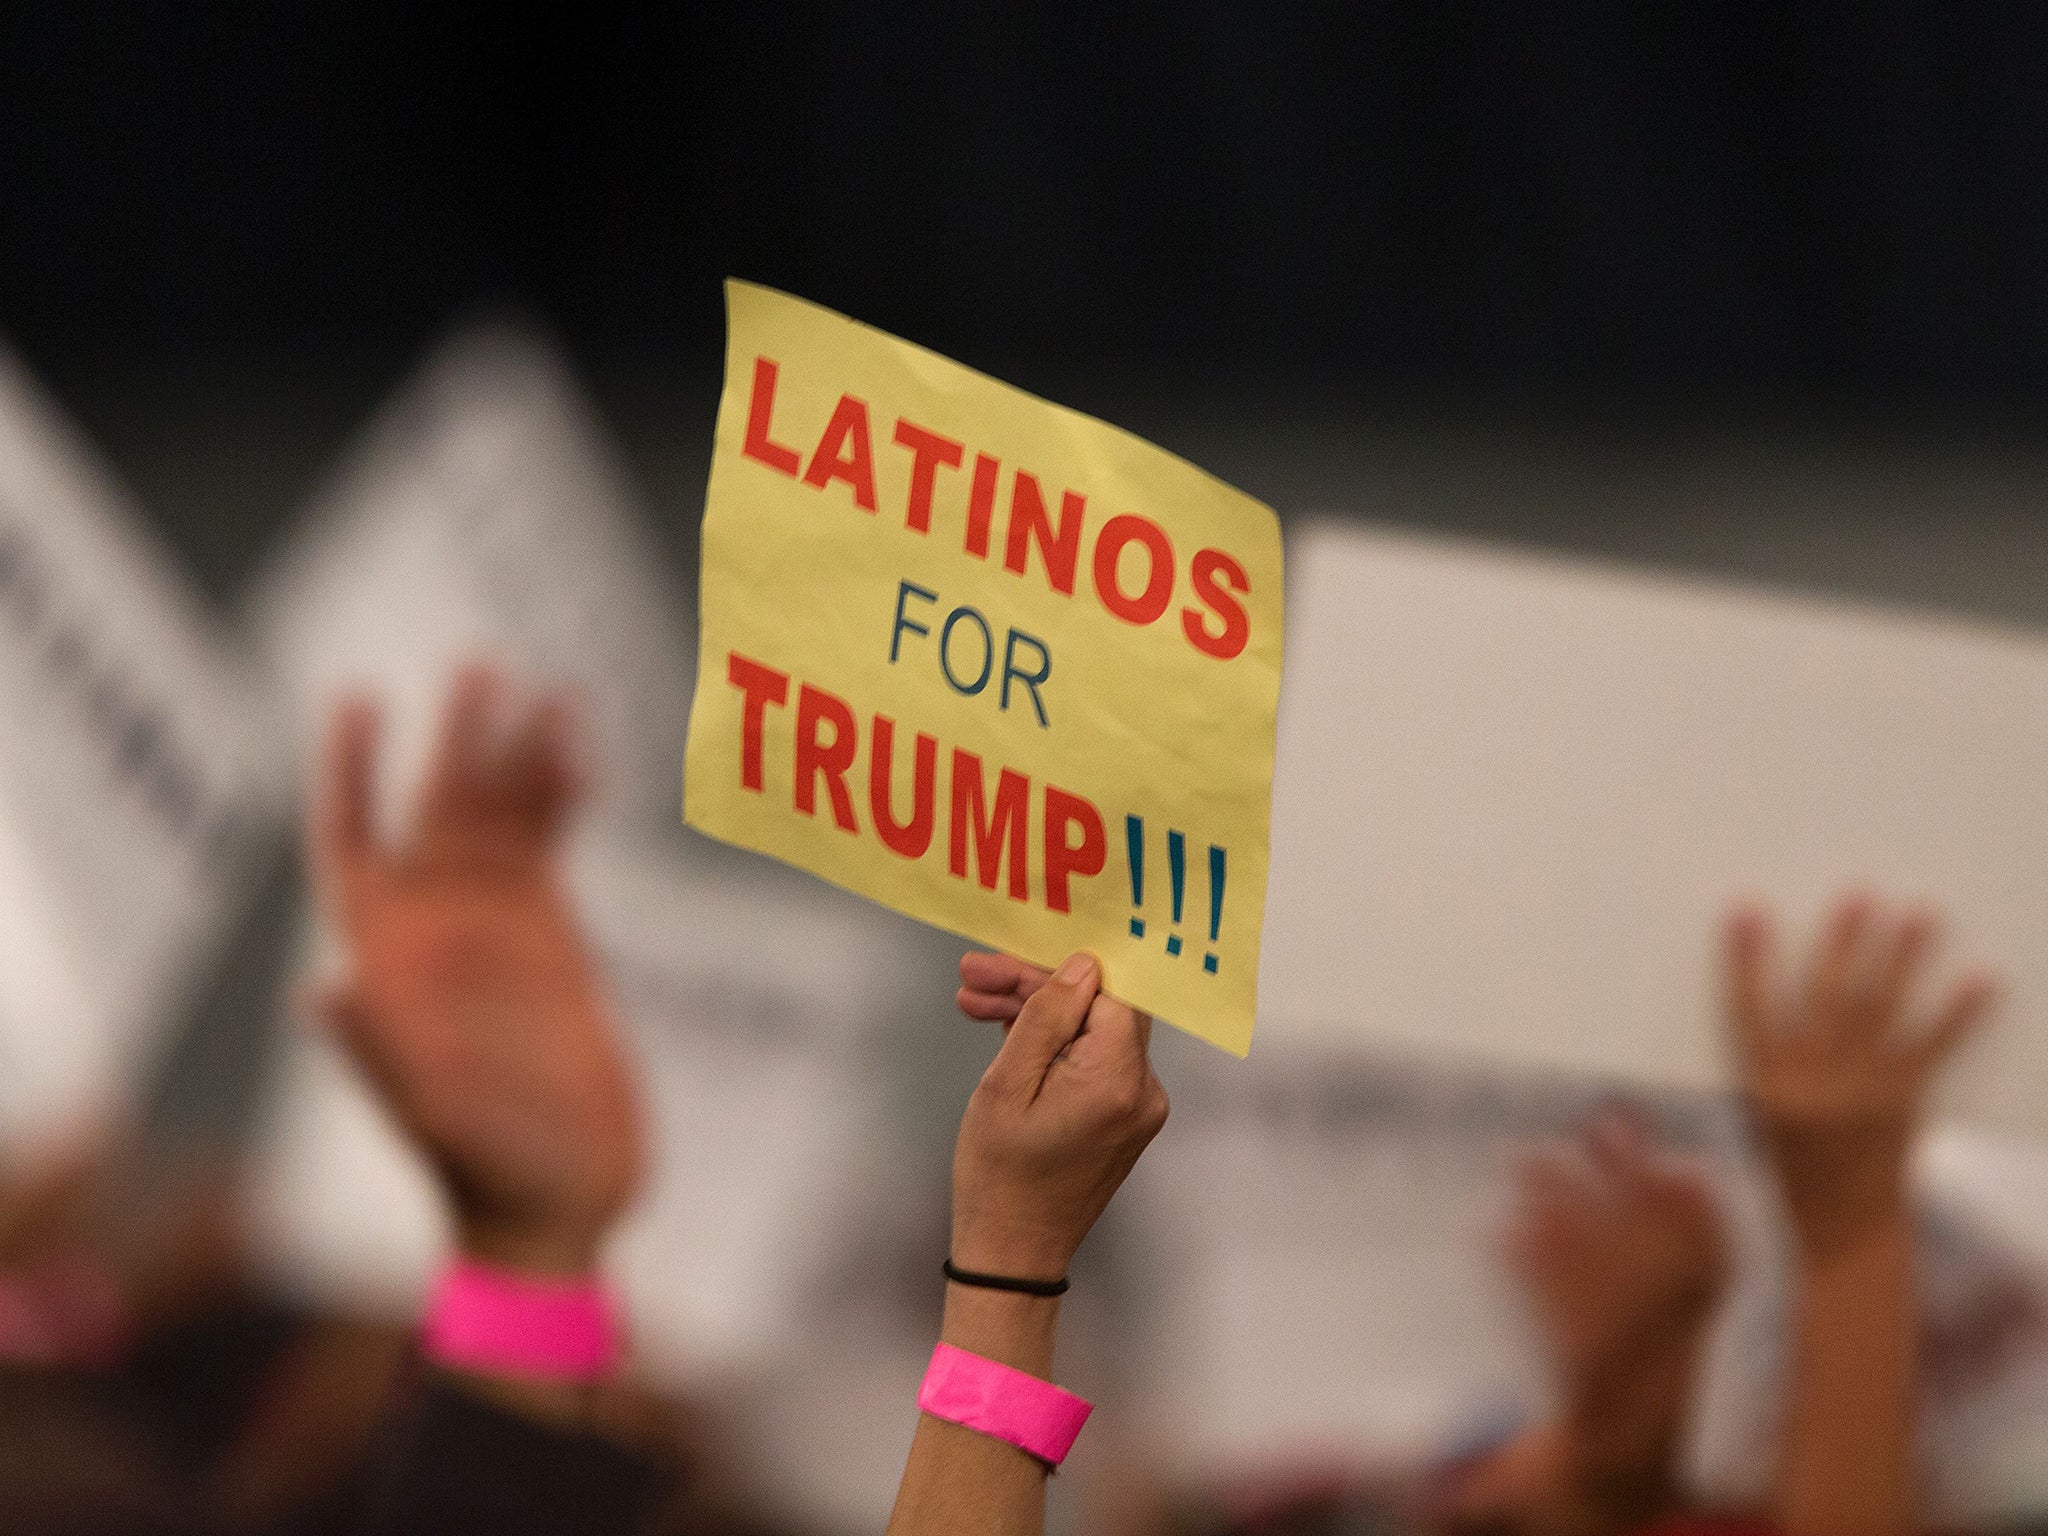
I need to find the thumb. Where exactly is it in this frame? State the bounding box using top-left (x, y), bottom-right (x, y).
top-left (988, 952), bottom-right (1100, 1095)
top-left (304, 979), bottom-right (410, 1122)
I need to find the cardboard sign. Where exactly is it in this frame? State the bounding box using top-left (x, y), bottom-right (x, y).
top-left (249, 321), bottom-right (693, 830)
top-left (1264, 520), bottom-right (2048, 1135)
top-left (0, 345), bottom-right (281, 1143)
top-left (685, 282), bottom-right (1283, 1054)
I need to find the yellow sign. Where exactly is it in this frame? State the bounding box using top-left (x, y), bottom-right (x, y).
top-left (684, 281), bottom-right (1283, 1055)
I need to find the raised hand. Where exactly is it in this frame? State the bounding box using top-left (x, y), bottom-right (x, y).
top-left (308, 665), bottom-right (645, 1277)
top-left (1725, 895), bottom-right (1997, 1262)
top-left (1508, 1109), bottom-right (1728, 1398)
top-left (950, 953), bottom-right (1168, 1280)
top-left (1724, 893), bottom-right (1999, 1536)
top-left (1432, 1112), bottom-right (1728, 1536)
top-left (890, 955), bottom-right (1169, 1536)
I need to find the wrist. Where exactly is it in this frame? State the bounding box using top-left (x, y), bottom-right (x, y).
top-left (949, 1216), bottom-right (1073, 1284)
top-left (1795, 1205), bottom-right (1914, 1283)
top-left (941, 1279), bottom-right (1060, 1379)
top-left (422, 1256), bottom-right (621, 1386)
top-left (456, 1216), bottom-right (607, 1279)
top-left (1790, 1197), bottom-right (1912, 1276)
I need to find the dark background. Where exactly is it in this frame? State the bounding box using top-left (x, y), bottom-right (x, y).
top-left (6, 2), bottom-right (2048, 616)
top-left (11, 5), bottom-right (2048, 391)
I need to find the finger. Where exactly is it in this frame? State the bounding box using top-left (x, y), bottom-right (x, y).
top-left (533, 696), bottom-right (587, 829)
top-left (988, 952), bottom-right (1100, 1096)
top-left (1584, 1103), bottom-right (1653, 1168)
top-left (311, 696), bottom-right (383, 918)
top-left (497, 694), bottom-right (584, 842)
top-left (1582, 1105), bottom-right (1662, 1198)
top-left (416, 662), bottom-right (505, 846)
top-left (959, 951), bottom-right (1052, 1000)
top-left (306, 980), bottom-right (411, 1121)
top-left (1801, 892), bottom-right (1875, 1041)
top-left (1906, 970), bottom-right (2001, 1079)
top-left (1868, 906), bottom-right (1938, 1035)
top-left (1064, 989), bottom-right (1153, 1074)
top-left (1643, 1159), bottom-right (1722, 1233)
top-left (1513, 1146), bottom-right (1598, 1237)
top-left (957, 987), bottom-right (1027, 1023)
top-left (1721, 903), bottom-right (1779, 1066)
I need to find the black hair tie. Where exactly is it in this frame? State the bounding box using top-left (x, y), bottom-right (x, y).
top-left (943, 1259), bottom-right (1071, 1297)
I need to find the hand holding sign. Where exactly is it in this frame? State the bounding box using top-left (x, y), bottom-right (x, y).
top-left (950, 952), bottom-right (1169, 1279)
top-left (685, 283), bottom-right (1282, 1054)
top-left (309, 667), bottom-right (646, 1277)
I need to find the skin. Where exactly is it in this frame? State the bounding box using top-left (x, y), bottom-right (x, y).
top-left (1723, 894), bottom-right (1998, 1536)
top-left (307, 664), bottom-right (648, 1425)
top-left (964, 960), bottom-right (1731, 1536)
top-left (886, 951), bottom-right (1169, 1536)
top-left (1443, 1110), bottom-right (1730, 1536)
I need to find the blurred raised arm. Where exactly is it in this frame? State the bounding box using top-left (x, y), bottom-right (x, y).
top-left (309, 664), bottom-right (643, 1286)
top-left (1725, 895), bottom-right (1997, 1536)
top-left (307, 666), bottom-right (665, 1534)
top-left (1442, 1110), bottom-right (1728, 1536)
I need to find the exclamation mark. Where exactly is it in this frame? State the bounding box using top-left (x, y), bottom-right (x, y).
top-left (1203, 845), bottom-right (1226, 973)
top-left (1125, 815), bottom-right (1145, 937)
top-left (1165, 830), bottom-right (1186, 955)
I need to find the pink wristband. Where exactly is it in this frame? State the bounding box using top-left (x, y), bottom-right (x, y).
top-left (421, 1258), bottom-right (621, 1381)
top-left (917, 1342), bottom-right (1094, 1467)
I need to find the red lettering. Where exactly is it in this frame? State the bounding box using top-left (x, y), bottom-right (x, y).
top-left (726, 652), bottom-right (790, 791)
top-left (1003, 471), bottom-right (1085, 594)
top-left (964, 452), bottom-right (1000, 559)
top-left (1091, 514), bottom-right (1175, 625)
top-left (1042, 785), bottom-right (1105, 914)
top-left (802, 394), bottom-right (880, 511)
top-left (794, 684), bottom-right (859, 831)
top-left (1182, 547), bottom-right (1251, 660)
top-left (741, 358), bottom-right (803, 477)
top-left (869, 714), bottom-right (937, 858)
top-left (892, 420), bottom-right (964, 535)
top-left (948, 748), bottom-right (1029, 900)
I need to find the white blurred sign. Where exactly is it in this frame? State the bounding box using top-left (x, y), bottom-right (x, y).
top-left (1121, 1041), bottom-right (1612, 1475)
top-left (1263, 521), bottom-right (2048, 1136)
top-left (251, 834), bottom-right (916, 1377)
top-left (0, 346), bottom-right (279, 1143)
top-left (1123, 1056), bottom-right (2048, 1525)
top-left (248, 321), bottom-right (693, 826)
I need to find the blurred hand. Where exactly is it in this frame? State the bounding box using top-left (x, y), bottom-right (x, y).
top-left (1434, 1114), bottom-right (1729, 1536)
top-left (309, 665), bottom-right (644, 1277)
top-left (950, 952), bottom-right (1168, 1279)
top-left (1508, 1109), bottom-right (1729, 1400)
top-left (1724, 894), bottom-right (1998, 1264)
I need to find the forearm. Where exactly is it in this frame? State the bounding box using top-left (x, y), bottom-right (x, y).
top-left (1558, 1336), bottom-right (1698, 1530)
top-left (1779, 1217), bottom-right (1918, 1536)
top-left (885, 1283), bottom-right (1061, 1536)
top-left (1463, 1341), bottom-right (1698, 1536)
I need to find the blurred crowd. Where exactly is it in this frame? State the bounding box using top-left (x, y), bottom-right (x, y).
top-left (10, 7), bottom-right (2048, 1531)
top-left (0, 656), bottom-right (2029, 1536)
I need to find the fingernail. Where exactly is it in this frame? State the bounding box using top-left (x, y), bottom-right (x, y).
top-left (1055, 952), bottom-right (1096, 986)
